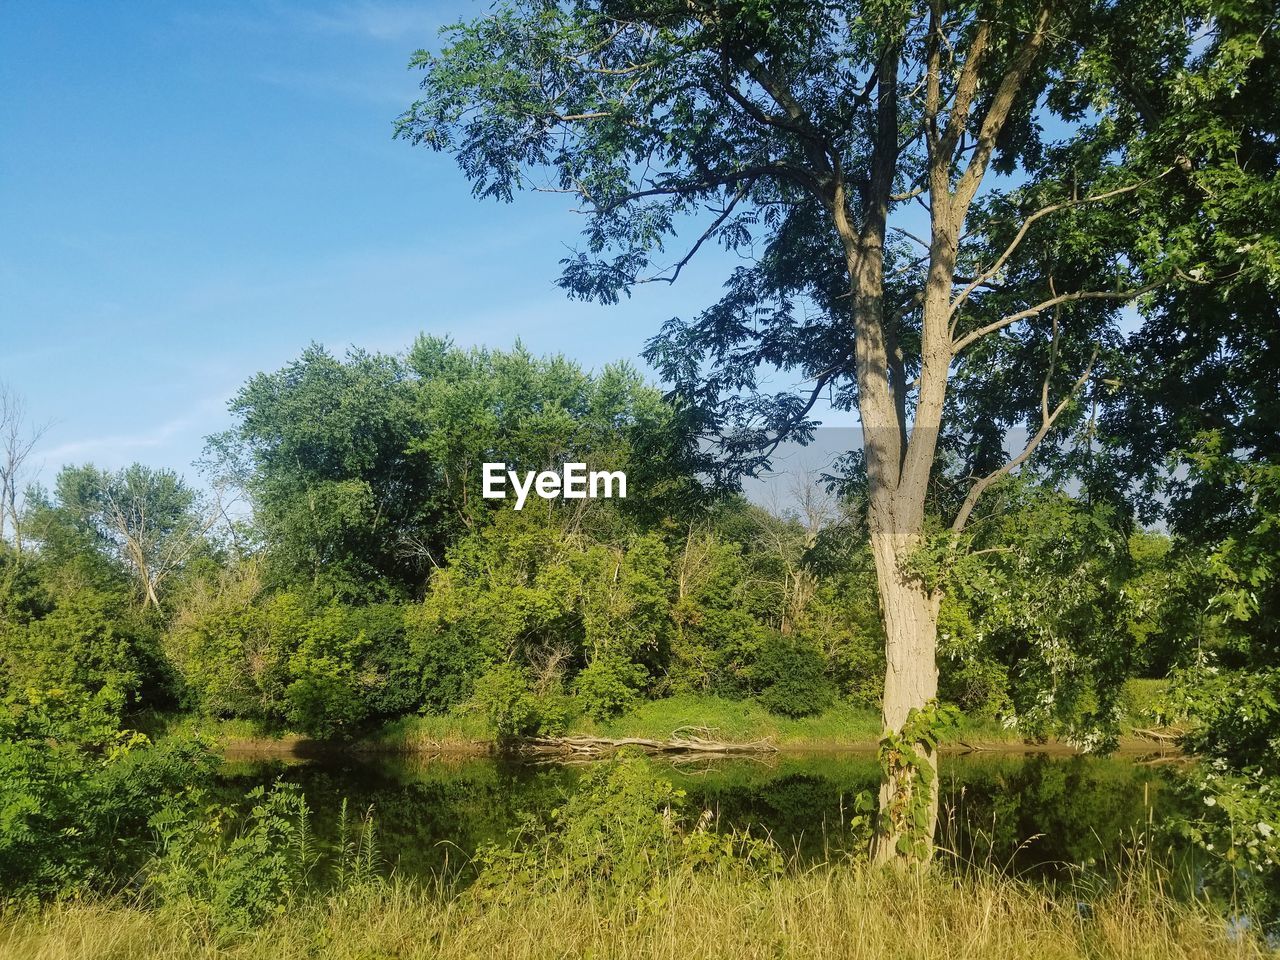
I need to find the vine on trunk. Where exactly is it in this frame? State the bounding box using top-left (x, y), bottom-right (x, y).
top-left (877, 701), bottom-right (961, 862)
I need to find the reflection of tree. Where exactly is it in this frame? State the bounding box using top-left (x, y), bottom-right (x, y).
top-left (938, 755), bottom-right (1171, 874)
top-left (210, 754), bottom-right (1178, 880)
top-left (214, 759), bottom-right (581, 881)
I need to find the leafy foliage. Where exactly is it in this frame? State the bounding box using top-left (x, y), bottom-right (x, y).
top-left (0, 691), bottom-right (216, 901)
top-left (149, 784), bottom-right (320, 932)
top-left (939, 480), bottom-right (1135, 746)
top-left (208, 338), bottom-right (699, 600)
top-left (1157, 447), bottom-right (1280, 931)
top-left (751, 632), bottom-right (834, 718)
top-left (472, 752), bottom-right (781, 901)
top-left (876, 702), bottom-right (961, 862)
top-left (472, 662), bottom-right (567, 744)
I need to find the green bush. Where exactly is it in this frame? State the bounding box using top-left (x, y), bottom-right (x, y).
top-left (473, 752), bottom-right (781, 899)
top-left (1164, 764), bottom-right (1280, 938)
top-left (164, 601), bottom-right (289, 725)
top-left (0, 584), bottom-right (164, 717)
top-left (0, 691), bottom-right (216, 901)
top-left (573, 651), bottom-right (648, 720)
top-left (1119, 677), bottom-right (1169, 726)
top-left (283, 603), bottom-right (372, 739)
top-left (404, 604), bottom-right (479, 712)
top-left (149, 783), bottom-right (320, 932)
top-left (350, 604), bottom-right (419, 719)
top-left (148, 784), bottom-right (385, 935)
top-left (169, 590), bottom-right (418, 737)
top-left (752, 633), bottom-right (834, 718)
top-left (939, 657), bottom-right (1012, 721)
top-left (471, 663), bottom-right (566, 743)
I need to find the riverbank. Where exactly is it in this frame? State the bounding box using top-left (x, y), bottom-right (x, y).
top-left (1, 864), bottom-right (1255, 960)
top-left (150, 691), bottom-right (1179, 760)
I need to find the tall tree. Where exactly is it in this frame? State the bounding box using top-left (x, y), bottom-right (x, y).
top-left (210, 338), bottom-right (699, 600)
top-left (34, 464), bottom-right (214, 610)
top-left (400, 0), bottom-right (1269, 858)
top-left (0, 384), bottom-right (50, 550)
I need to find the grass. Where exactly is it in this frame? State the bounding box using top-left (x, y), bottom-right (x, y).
top-left (137, 713), bottom-right (277, 743)
top-left (151, 685), bottom-right (1167, 756)
top-left (0, 865), bottom-right (1261, 960)
top-left (575, 694), bottom-right (885, 742)
top-left (361, 695), bottom-right (1022, 754)
top-left (1120, 679), bottom-right (1170, 727)
top-left (366, 710), bottom-right (492, 751)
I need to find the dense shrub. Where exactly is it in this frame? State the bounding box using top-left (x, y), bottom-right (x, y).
top-left (164, 587), bottom-right (289, 724)
top-left (0, 583), bottom-right (165, 717)
top-left (148, 784), bottom-right (319, 931)
top-left (472, 753), bottom-right (781, 898)
top-left (939, 656), bottom-right (1012, 721)
top-left (471, 663), bottom-right (567, 744)
top-left (168, 588), bottom-right (417, 738)
top-left (940, 482), bottom-right (1135, 747)
top-left (751, 632), bottom-right (834, 718)
top-left (573, 651), bottom-right (648, 720)
top-left (0, 691), bottom-right (216, 901)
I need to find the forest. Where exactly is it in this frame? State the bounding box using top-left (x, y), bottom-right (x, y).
top-left (1, 0), bottom-right (1277, 956)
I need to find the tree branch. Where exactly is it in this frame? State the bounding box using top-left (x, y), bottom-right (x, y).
top-left (951, 280), bottom-right (1165, 354)
top-left (637, 183), bottom-right (751, 284)
top-left (950, 171), bottom-right (1172, 317)
top-left (593, 163), bottom-right (816, 213)
top-left (936, 15), bottom-right (993, 166)
top-left (952, 3), bottom-right (1055, 215)
top-left (951, 338), bottom-right (1097, 533)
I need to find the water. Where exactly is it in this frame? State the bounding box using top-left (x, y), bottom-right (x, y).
top-left (216, 749), bottom-right (1188, 881)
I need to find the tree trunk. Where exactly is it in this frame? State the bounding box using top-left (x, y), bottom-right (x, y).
top-left (868, 519), bottom-right (941, 864)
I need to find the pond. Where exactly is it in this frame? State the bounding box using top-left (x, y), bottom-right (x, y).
top-left (217, 749), bottom-right (1191, 881)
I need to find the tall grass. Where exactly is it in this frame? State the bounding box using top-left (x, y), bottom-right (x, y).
top-left (1, 863), bottom-right (1262, 960)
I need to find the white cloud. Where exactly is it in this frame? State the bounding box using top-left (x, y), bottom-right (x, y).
top-left (292, 2), bottom-right (441, 42)
top-left (33, 415), bottom-right (198, 465)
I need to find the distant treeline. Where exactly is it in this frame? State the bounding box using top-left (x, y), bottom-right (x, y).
top-left (0, 338), bottom-right (1196, 744)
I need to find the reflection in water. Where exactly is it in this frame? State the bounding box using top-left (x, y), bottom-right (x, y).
top-left (216, 751), bottom-right (1188, 881)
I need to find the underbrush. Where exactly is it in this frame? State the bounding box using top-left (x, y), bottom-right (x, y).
top-left (1, 752), bottom-right (1270, 959)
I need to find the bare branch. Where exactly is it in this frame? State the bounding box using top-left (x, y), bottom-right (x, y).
top-left (951, 339), bottom-right (1098, 533)
top-left (951, 280), bottom-right (1165, 354)
top-left (0, 385), bottom-right (52, 549)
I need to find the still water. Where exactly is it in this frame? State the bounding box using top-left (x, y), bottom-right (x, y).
top-left (218, 749), bottom-right (1186, 880)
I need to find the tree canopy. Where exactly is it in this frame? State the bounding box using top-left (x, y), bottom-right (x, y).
top-left (399, 0), bottom-right (1274, 860)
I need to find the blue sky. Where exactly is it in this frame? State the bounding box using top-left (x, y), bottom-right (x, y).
top-left (1, 1), bottom-right (777, 488)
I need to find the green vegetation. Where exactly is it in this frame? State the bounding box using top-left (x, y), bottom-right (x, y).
top-left (0, 754), bottom-right (1266, 960)
top-left (1, 0), bottom-right (1277, 950)
top-left (6, 867), bottom-right (1262, 960)
top-left (1, 329), bottom-right (1276, 939)
top-left (370, 693), bottom-right (1025, 751)
top-left (399, 0), bottom-right (1276, 862)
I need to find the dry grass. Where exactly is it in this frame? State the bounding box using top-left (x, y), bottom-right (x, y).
top-left (0, 866), bottom-right (1262, 960)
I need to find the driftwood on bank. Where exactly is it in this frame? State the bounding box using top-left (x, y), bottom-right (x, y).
top-left (1131, 727), bottom-right (1185, 744)
top-left (519, 727), bottom-right (778, 759)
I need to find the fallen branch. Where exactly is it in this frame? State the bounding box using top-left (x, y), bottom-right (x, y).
top-left (1131, 727), bottom-right (1185, 744)
top-left (519, 730), bottom-right (778, 758)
